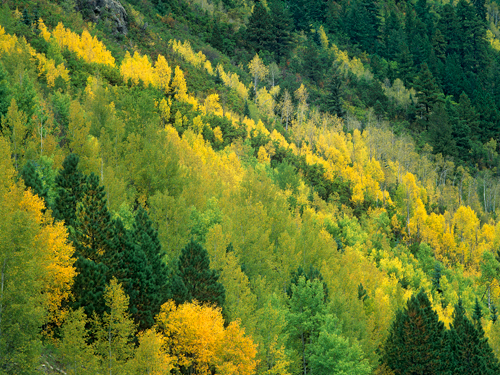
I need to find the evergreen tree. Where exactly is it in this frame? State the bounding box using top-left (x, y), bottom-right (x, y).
top-left (454, 92), bottom-right (476, 154)
top-left (380, 289), bottom-right (447, 374)
top-left (130, 207), bottom-right (171, 329)
top-left (72, 173), bottom-right (114, 262)
top-left (396, 42), bottom-right (415, 85)
top-left (428, 104), bottom-right (456, 155)
top-left (322, 70), bottom-right (345, 118)
top-left (0, 63), bottom-right (11, 127)
top-left (113, 218), bottom-right (157, 331)
top-left (490, 303), bottom-right (498, 323)
top-left (177, 238), bottom-right (226, 308)
top-left (20, 160), bottom-right (48, 205)
top-left (243, 100), bottom-right (251, 119)
top-left (71, 256), bottom-right (109, 318)
top-left (413, 63), bottom-right (443, 115)
top-left (246, 0), bottom-right (274, 54)
top-left (472, 298), bottom-right (483, 327)
top-left (269, 0), bottom-right (294, 63)
top-left (432, 262), bottom-right (443, 293)
top-left (447, 299), bottom-right (500, 374)
top-left (53, 153), bottom-right (86, 227)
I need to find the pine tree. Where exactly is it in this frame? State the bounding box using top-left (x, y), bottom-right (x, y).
top-left (20, 160), bottom-right (48, 205)
top-left (73, 173), bottom-right (114, 262)
top-left (246, 0), bottom-right (274, 54)
top-left (380, 289), bottom-right (447, 374)
top-left (53, 154), bottom-right (86, 227)
top-left (269, 0), bottom-right (294, 63)
top-left (71, 256), bottom-right (109, 318)
top-left (128, 207), bottom-right (171, 330)
top-left (428, 104), bottom-right (456, 155)
top-left (447, 299), bottom-right (500, 374)
top-left (454, 92), bottom-right (476, 154)
top-left (413, 63), bottom-right (443, 115)
top-left (177, 238), bottom-right (226, 308)
top-left (490, 304), bottom-right (498, 323)
top-left (396, 42), bottom-right (415, 86)
top-left (322, 70), bottom-right (345, 118)
top-left (112, 218), bottom-right (157, 332)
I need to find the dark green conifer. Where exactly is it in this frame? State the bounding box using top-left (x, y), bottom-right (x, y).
top-left (71, 256), bottom-right (109, 318)
top-left (490, 303), bottom-right (498, 323)
top-left (113, 218), bottom-right (157, 331)
top-left (246, 0), bottom-right (273, 53)
top-left (269, 0), bottom-right (294, 63)
top-left (20, 161), bottom-right (48, 205)
top-left (396, 42), bottom-right (415, 85)
top-left (380, 289), bottom-right (447, 374)
top-left (447, 299), bottom-right (500, 374)
top-left (413, 63), bottom-right (443, 115)
top-left (53, 154), bottom-right (86, 227)
top-left (432, 263), bottom-right (442, 293)
top-left (72, 173), bottom-right (114, 262)
top-left (357, 283), bottom-right (368, 302)
top-left (243, 100), bottom-right (251, 119)
top-left (428, 104), bottom-right (456, 155)
top-left (177, 238), bottom-right (225, 308)
top-left (323, 69), bottom-right (345, 118)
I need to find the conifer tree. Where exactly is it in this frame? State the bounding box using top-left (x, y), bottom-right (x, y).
top-left (269, 0), bottom-right (294, 63)
top-left (73, 173), bottom-right (114, 262)
top-left (323, 70), bottom-right (345, 118)
top-left (380, 289), bottom-right (447, 374)
top-left (20, 160), bottom-right (48, 205)
top-left (413, 63), bottom-right (443, 115)
top-left (177, 238), bottom-right (226, 308)
top-left (53, 153), bottom-right (86, 227)
top-left (246, 0), bottom-right (273, 53)
top-left (490, 304), bottom-right (498, 323)
top-left (447, 299), bottom-right (500, 374)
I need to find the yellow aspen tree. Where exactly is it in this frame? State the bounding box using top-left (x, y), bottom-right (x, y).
top-left (158, 97), bottom-right (171, 125)
top-left (280, 89), bottom-right (294, 130)
top-left (248, 53), bottom-right (268, 99)
top-left (171, 66), bottom-right (188, 101)
top-left (294, 84), bottom-right (308, 125)
top-left (154, 54), bottom-right (172, 93)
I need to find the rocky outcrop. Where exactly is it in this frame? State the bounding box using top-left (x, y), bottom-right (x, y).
top-left (77, 0), bottom-right (128, 35)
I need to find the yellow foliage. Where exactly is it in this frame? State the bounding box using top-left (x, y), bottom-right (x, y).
top-left (157, 301), bottom-right (257, 375)
top-left (169, 39), bottom-right (213, 74)
top-left (213, 126), bottom-right (224, 143)
top-left (51, 22), bottom-right (115, 66)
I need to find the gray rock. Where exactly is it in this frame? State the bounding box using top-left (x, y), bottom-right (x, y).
top-left (77, 0), bottom-right (128, 35)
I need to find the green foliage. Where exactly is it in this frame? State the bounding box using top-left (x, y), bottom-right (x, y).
top-left (381, 289), bottom-right (447, 374)
top-left (177, 238), bottom-right (226, 308)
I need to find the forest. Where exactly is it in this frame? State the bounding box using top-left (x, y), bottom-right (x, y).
top-left (3, 0), bottom-right (500, 374)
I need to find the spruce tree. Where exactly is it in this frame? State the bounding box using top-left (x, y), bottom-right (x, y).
top-left (246, 0), bottom-right (273, 54)
top-left (447, 299), bottom-right (500, 374)
top-left (269, 0), bottom-right (294, 63)
top-left (428, 104), bottom-right (456, 155)
top-left (72, 173), bottom-right (114, 262)
top-left (323, 70), bottom-right (345, 118)
top-left (53, 153), bottom-right (86, 227)
top-left (20, 160), bottom-right (48, 205)
top-left (130, 207), bottom-right (171, 328)
top-left (71, 256), bottom-right (109, 318)
top-left (177, 238), bottom-right (225, 308)
top-left (380, 289), bottom-right (447, 374)
top-left (113, 218), bottom-right (157, 331)
top-left (490, 304), bottom-right (498, 323)
top-left (413, 63), bottom-right (443, 115)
